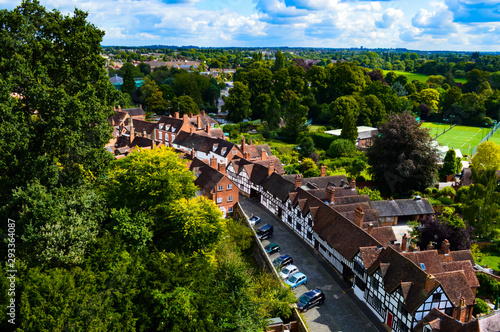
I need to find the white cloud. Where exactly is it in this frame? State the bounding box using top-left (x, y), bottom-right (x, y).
top-left (375, 8), bottom-right (404, 29)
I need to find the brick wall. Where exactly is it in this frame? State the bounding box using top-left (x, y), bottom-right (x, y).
top-left (212, 176), bottom-right (239, 213)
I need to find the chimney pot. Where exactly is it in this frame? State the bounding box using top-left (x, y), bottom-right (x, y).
top-left (427, 241), bottom-right (435, 250)
top-left (197, 116), bottom-right (201, 129)
top-left (174, 112), bottom-right (179, 119)
top-left (268, 161), bottom-right (274, 176)
top-left (189, 112), bottom-right (193, 118)
top-left (183, 114), bottom-right (188, 124)
top-left (442, 239), bottom-right (450, 255)
top-left (261, 148), bottom-right (267, 161)
top-left (425, 274), bottom-right (436, 294)
top-left (206, 123), bottom-right (210, 133)
top-left (244, 151), bottom-right (249, 160)
top-left (295, 174), bottom-right (302, 188)
top-left (241, 136), bottom-right (246, 153)
top-left (201, 110), bottom-right (205, 116)
top-left (321, 165), bottom-right (326, 177)
top-left (349, 179), bottom-right (356, 189)
top-left (367, 222), bottom-right (374, 234)
top-left (326, 185), bottom-right (335, 203)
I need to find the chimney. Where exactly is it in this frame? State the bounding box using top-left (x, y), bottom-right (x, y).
top-left (201, 110), bottom-right (205, 116)
top-left (218, 162), bottom-right (226, 174)
top-left (118, 105), bottom-right (121, 111)
top-left (130, 120), bottom-right (135, 142)
top-left (183, 114), bottom-right (188, 124)
top-left (340, 179), bottom-right (345, 187)
top-left (295, 174), bottom-right (302, 188)
top-left (442, 239), bottom-right (450, 255)
top-left (190, 149), bottom-right (195, 159)
top-left (190, 126), bottom-right (194, 134)
top-left (401, 234), bottom-right (408, 252)
top-left (249, 139), bottom-right (252, 145)
top-left (244, 152), bottom-right (250, 160)
top-left (205, 123), bottom-right (211, 133)
top-left (320, 165), bottom-right (326, 177)
top-left (425, 274), bottom-right (436, 294)
top-left (456, 297), bottom-right (467, 322)
top-left (241, 136), bottom-right (246, 153)
top-left (151, 139), bottom-right (155, 149)
top-left (409, 243), bottom-right (420, 252)
top-left (261, 148), bottom-right (267, 161)
top-left (354, 207), bottom-right (364, 228)
top-left (349, 179), bottom-right (356, 189)
top-left (367, 222), bottom-right (374, 235)
top-left (197, 116), bottom-right (202, 129)
top-left (427, 241), bottom-right (435, 250)
top-left (210, 157), bottom-right (217, 169)
top-left (174, 112), bottom-right (179, 119)
top-left (143, 129), bottom-right (146, 138)
top-left (189, 112), bottom-right (193, 118)
top-left (326, 185), bottom-right (335, 203)
top-left (268, 161), bottom-right (274, 176)
top-left (139, 104), bottom-right (142, 109)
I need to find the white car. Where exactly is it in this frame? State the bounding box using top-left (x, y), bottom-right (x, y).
top-left (249, 215), bottom-right (261, 226)
top-left (279, 264), bottom-right (299, 280)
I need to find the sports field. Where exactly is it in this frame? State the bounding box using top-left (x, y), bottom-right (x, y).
top-left (421, 122), bottom-right (489, 152)
top-left (382, 70), bottom-right (466, 84)
top-left (487, 128), bottom-right (500, 146)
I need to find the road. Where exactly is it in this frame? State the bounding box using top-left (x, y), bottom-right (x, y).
top-left (239, 196), bottom-right (387, 332)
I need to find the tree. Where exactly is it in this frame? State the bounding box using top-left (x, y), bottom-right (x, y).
top-left (265, 93), bottom-right (281, 131)
top-left (0, 0), bottom-right (117, 200)
top-left (367, 111), bottom-right (440, 194)
top-left (282, 95), bottom-right (308, 142)
top-left (298, 136), bottom-right (315, 158)
top-left (463, 69), bottom-right (490, 94)
top-left (327, 139), bottom-right (356, 158)
top-left (329, 95), bottom-right (359, 129)
top-left (223, 81), bottom-right (251, 122)
top-left (145, 89), bottom-right (168, 114)
top-left (345, 158), bottom-right (367, 180)
top-left (440, 149), bottom-right (461, 177)
top-left (122, 65), bottom-right (136, 95)
top-left (273, 50), bottom-right (285, 72)
top-left (340, 107), bottom-right (358, 144)
top-left (471, 141), bottom-right (500, 171)
top-left (172, 95), bottom-right (199, 116)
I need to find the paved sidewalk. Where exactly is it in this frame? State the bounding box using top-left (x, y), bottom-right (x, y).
top-left (240, 196), bottom-right (387, 332)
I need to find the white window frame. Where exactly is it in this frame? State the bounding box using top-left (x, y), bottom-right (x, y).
top-left (217, 185), bottom-right (223, 191)
top-left (228, 196), bottom-right (233, 202)
top-left (227, 184), bottom-right (232, 190)
top-left (216, 197), bottom-right (223, 204)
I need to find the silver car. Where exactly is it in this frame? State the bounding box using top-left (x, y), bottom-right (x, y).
top-left (279, 264), bottom-right (299, 280)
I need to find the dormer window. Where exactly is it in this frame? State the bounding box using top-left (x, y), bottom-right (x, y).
top-left (159, 124), bottom-right (164, 130)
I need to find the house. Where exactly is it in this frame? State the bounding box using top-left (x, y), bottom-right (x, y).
top-left (227, 156), bottom-right (275, 198)
top-left (325, 126), bottom-right (378, 148)
top-left (370, 197), bottom-right (435, 226)
top-left (189, 157), bottom-right (238, 216)
top-left (154, 114), bottom-right (192, 147)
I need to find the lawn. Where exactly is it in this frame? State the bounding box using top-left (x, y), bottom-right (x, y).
top-left (422, 122), bottom-right (491, 152)
top-left (478, 250), bottom-right (500, 271)
top-left (486, 128), bottom-right (500, 146)
top-left (382, 70), bottom-right (466, 84)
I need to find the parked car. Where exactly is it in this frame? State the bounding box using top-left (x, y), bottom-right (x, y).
top-left (285, 272), bottom-right (307, 289)
top-left (279, 265), bottom-right (299, 280)
top-left (297, 289), bottom-right (325, 312)
top-left (273, 254), bottom-right (293, 269)
top-left (264, 243), bottom-right (280, 255)
top-left (249, 215), bottom-right (261, 225)
top-left (256, 224), bottom-right (273, 240)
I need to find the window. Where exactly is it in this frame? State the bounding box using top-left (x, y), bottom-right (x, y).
top-left (307, 231), bottom-right (312, 240)
top-left (432, 293), bottom-right (441, 302)
top-left (444, 308), bottom-right (453, 316)
top-left (227, 184), bottom-right (232, 190)
top-left (308, 218), bottom-right (312, 227)
top-left (371, 276), bottom-right (379, 289)
top-left (398, 302), bottom-right (408, 317)
top-left (159, 131), bottom-right (163, 140)
top-left (397, 318), bottom-right (408, 332)
top-left (296, 223), bottom-right (302, 232)
top-left (217, 197), bottom-right (222, 204)
top-left (296, 209), bottom-right (300, 217)
top-left (228, 196), bottom-right (233, 202)
top-left (373, 297), bottom-right (382, 310)
top-left (228, 206), bottom-right (233, 213)
top-left (233, 150), bottom-right (237, 155)
top-left (217, 185), bottom-right (223, 191)
top-left (288, 216), bottom-right (292, 224)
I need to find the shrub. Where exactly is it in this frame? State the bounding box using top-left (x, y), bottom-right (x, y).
top-left (476, 273), bottom-right (500, 301)
top-left (473, 298), bottom-right (490, 316)
top-left (437, 196), bottom-right (453, 205)
top-left (327, 139), bottom-right (356, 158)
top-left (309, 132), bottom-right (337, 150)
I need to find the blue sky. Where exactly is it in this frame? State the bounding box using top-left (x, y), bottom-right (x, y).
top-left (2, 0), bottom-right (500, 51)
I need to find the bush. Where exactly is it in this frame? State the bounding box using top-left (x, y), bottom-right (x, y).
top-left (327, 139), bottom-right (356, 158)
top-left (473, 298), bottom-right (490, 316)
top-left (309, 132), bottom-right (337, 150)
top-left (476, 273), bottom-right (500, 301)
top-left (437, 196), bottom-right (454, 205)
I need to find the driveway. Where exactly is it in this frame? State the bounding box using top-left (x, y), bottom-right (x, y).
top-left (240, 196), bottom-right (386, 332)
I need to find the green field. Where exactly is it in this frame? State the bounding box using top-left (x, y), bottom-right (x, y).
top-left (487, 128), bottom-right (500, 146)
top-left (421, 122), bottom-right (489, 152)
top-left (382, 70), bottom-right (466, 84)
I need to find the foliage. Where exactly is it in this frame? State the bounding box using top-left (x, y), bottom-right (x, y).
top-left (171, 95), bottom-right (199, 115)
top-left (0, 0), bottom-right (117, 199)
top-left (223, 81), bottom-right (251, 122)
top-left (298, 136), bottom-right (315, 158)
top-left (476, 273), bottom-right (500, 302)
top-left (309, 132), bottom-right (337, 150)
top-left (357, 187), bottom-right (383, 201)
top-left (471, 141), bottom-right (500, 171)
top-left (412, 208), bottom-right (473, 251)
top-left (440, 149), bottom-right (461, 177)
top-left (367, 111), bottom-right (440, 194)
top-left (473, 298), bottom-right (490, 316)
top-left (345, 158), bottom-right (367, 180)
top-left (282, 95), bottom-right (309, 142)
top-left (327, 139), bottom-right (356, 158)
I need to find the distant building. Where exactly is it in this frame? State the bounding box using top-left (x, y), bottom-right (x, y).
top-left (325, 126), bottom-right (378, 148)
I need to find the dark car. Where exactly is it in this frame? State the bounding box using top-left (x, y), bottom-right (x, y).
top-left (264, 243), bottom-right (280, 255)
top-left (297, 289), bottom-right (325, 312)
top-left (273, 254), bottom-right (293, 269)
top-left (257, 224), bottom-right (273, 240)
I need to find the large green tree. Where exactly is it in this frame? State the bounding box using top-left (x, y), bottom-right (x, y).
top-left (0, 0), bottom-right (117, 200)
top-left (223, 81), bottom-right (251, 122)
top-left (282, 95), bottom-right (308, 142)
top-left (367, 111), bottom-right (440, 194)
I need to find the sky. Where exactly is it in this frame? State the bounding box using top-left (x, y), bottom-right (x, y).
top-left (2, 0), bottom-right (500, 51)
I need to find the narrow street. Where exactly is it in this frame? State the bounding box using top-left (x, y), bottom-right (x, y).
top-left (239, 196), bottom-right (387, 332)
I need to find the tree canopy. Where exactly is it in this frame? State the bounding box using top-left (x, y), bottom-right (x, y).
top-left (367, 111), bottom-right (440, 194)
